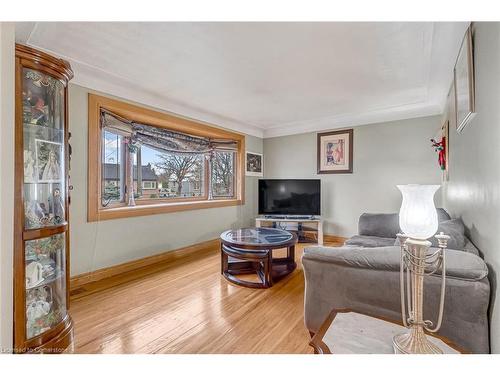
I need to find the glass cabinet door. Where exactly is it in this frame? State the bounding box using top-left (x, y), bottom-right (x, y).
top-left (25, 233), bottom-right (67, 339)
top-left (15, 45), bottom-right (74, 352)
top-left (22, 68), bottom-right (66, 230)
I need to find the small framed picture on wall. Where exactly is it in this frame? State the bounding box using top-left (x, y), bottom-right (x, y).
top-left (317, 129), bottom-right (353, 174)
top-left (246, 151), bottom-right (263, 177)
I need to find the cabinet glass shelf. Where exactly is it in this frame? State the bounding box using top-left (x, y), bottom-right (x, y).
top-left (22, 79), bottom-right (66, 231)
top-left (25, 233), bottom-right (67, 340)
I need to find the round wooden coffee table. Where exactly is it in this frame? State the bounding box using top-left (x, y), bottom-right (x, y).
top-left (220, 227), bottom-right (298, 288)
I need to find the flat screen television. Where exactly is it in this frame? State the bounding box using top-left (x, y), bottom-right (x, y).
top-left (258, 179), bottom-right (321, 216)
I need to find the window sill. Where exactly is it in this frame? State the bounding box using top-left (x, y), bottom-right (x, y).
top-left (88, 198), bottom-right (243, 222)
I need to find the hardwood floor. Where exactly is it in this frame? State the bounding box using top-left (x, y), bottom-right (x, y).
top-left (69, 239), bottom-right (342, 354)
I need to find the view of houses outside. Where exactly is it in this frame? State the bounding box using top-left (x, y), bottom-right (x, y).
top-left (102, 131), bottom-right (235, 206)
top-left (152, 149), bottom-right (205, 199)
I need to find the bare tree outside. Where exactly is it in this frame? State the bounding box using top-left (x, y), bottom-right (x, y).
top-left (188, 159), bottom-right (205, 193)
top-left (212, 151), bottom-right (234, 196)
top-left (156, 170), bottom-right (173, 188)
top-left (155, 153), bottom-right (202, 196)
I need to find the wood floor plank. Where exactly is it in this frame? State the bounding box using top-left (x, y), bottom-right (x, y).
top-left (70, 240), bottom-right (342, 353)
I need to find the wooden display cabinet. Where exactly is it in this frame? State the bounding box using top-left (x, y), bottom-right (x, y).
top-left (14, 44), bottom-right (74, 353)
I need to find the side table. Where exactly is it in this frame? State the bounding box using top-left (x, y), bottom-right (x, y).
top-left (309, 308), bottom-right (466, 354)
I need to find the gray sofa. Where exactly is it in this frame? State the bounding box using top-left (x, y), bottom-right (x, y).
top-left (302, 209), bottom-right (491, 353)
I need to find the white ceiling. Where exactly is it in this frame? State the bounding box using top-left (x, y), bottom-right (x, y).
top-left (15, 22), bottom-right (468, 138)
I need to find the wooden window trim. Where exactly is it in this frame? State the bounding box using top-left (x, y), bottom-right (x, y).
top-left (88, 93), bottom-right (245, 222)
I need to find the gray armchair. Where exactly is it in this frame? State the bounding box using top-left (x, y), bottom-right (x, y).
top-left (302, 210), bottom-right (491, 353)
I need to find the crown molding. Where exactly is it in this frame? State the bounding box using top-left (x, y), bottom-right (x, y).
top-left (70, 58), bottom-right (445, 139)
top-left (24, 42), bottom-right (443, 140)
top-left (263, 101), bottom-right (443, 138)
top-left (69, 60), bottom-right (265, 138)
top-left (71, 58), bottom-right (444, 139)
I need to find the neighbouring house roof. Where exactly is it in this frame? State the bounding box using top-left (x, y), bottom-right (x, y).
top-left (103, 163), bottom-right (158, 181)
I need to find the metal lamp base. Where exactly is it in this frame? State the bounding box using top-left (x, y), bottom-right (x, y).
top-left (393, 329), bottom-right (443, 354)
top-left (393, 234), bottom-right (449, 354)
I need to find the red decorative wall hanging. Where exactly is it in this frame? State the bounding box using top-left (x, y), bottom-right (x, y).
top-left (430, 137), bottom-right (446, 171)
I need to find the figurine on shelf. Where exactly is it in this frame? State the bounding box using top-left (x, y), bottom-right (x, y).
top-left (25, 200), bottom-right (44, 219)
top-left (23, 150), bottom-right (36, 182)
top-left (25, 246), bottom-right (37, 262)
top-left (39, 203), bottom-right (49, 216)
top-left (26, 235), bottom-right (64, 261)
top-left (30, 97), bottom-right (48, 126)
top-left (26, 299), bottom-right (51, 322)
top-left (49, 188), bottom-right (65, 224)
top-left (23, 89), bottom-right (32, 105)
top-left (23, 89), bottom-right (33, 123)
top-left (42, 262), bottom-right (56, 279)
top-left (26, 261), bottom-right (44, 289)
top-left (25, 200), bottom-right (50, 228)
top-left (38, 285), bottom-right (53, 305)
top-left (40, 216), bottom-right (53, 226)
top-left (26, 299), bottom-right (52, 338)
top-left (41, 150), bottom-right (61, 181)
top-left (26, 284), bottom-right (53, 337)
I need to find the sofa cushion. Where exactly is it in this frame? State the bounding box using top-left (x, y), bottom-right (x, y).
top-left (429, 218), bottom-right (466, 251)
top-left (358, 213), bottom-right (400, 238)
top-left (437, 207), bottom-right (452, 222)
top-left (303, 245), bottom-right (488, 281)
top-left (394, 218), bottom-right (467, 251)
top-left (358, 208), bottom-right (452, 239)
top-left (463, 238), bottom-right (480, 256)
top-left (345, 235), bottom-right (397, 248)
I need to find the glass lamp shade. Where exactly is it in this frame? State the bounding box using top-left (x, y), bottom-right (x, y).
top-left (397, 184), bottom-right (440, 240)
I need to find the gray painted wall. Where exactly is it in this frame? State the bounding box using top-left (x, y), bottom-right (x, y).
top-left (0, 22), bottom-right (15, 353)
top-left (68, 84), bottom-right (263, 276)
top-left (264, 116), bottom-right (442, 237)
top-left (442, 22), bottom-right (500, 353)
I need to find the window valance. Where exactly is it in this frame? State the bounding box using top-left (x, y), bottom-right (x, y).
top-left (100, 109), bottom-right (238, 154)
top-left (88, 93), bottom-right (244, 222)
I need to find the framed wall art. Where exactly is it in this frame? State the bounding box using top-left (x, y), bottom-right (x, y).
top-left (246, 151), bottom-right (263, 177)
top-left (317, 129), bottom-right (353, 174)
top-left (431, 120), bottom-right (450, 181)
top-left (443, 119), bottom-right (449, 181)
top-left (454, 25), bottom-right (475, 133)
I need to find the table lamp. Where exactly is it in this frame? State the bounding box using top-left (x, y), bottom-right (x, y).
top-left (393, 184), bottom-right (450, 354)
